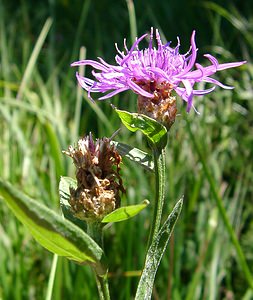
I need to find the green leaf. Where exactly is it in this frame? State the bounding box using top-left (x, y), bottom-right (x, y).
top-left (114, 109), bottom-right (167, 149)
top-left (135, 197), bottom-right (183, 300)
top-left (59, 176), bottom-right (86, 230)
top-left (0, 178), bottom-right (106, 275)
top-left (112, 141), bottom-right (154, 172)
top-left (101, 200), bottom-right (149, 223)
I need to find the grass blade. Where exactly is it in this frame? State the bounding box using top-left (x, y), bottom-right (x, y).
top-left (17, 18), bottom-right (53, 99)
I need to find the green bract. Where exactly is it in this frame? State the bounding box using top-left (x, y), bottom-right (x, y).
top-left (115, 109), bottom-right (167, 150)
top-left (102, 200), bottom-right (149, 223)
top-left (112, 141), bottom-right (154, 172)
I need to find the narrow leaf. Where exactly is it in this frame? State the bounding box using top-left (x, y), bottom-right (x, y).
top-left (102, 200), bottom-right (149, 223)
top-left (112, 141), bottom-right (154, 172)
top-left (135, 198), bottom-right (183, 300)
top-left (0, 178), bottom-right (106, 274)
top-left (115, 109), bottom-right (167, 149)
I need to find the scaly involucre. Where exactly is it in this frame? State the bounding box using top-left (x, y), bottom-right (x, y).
top-left (72, 28), bottom-right (246, 112)
top-left (63, 134), bottom-right (124, 221)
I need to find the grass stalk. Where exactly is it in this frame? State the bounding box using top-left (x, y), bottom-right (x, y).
top-left (126, 0), bottom-right (137, 44)
top-left (186, 118), bottom-right (253, 290)
top-left (16, 18), bottom-right (53, 100)
top-left (46, 254), bottom-right (58, 300)
top-left (73, 46), bottom-right (86, 141)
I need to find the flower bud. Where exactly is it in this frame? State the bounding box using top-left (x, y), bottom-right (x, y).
top-left (63, 134), bottom-right (124, 221)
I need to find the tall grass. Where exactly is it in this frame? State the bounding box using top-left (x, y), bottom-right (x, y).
top-left (0, 1), bottom-right (253, 299)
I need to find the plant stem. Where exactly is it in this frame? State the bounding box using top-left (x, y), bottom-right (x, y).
top-left (186, 120), bottom-right (253, 290)
top-left (94, 272), bottom-right (111, 300)
top-left (148, 146), bottom-right (166, 247)
top-left (87, 222), bottom-right (111, 300)
top-left (87, 221), bottom-right (103, 247)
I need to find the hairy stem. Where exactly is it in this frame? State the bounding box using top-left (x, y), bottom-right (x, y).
top-left (87, 221), bottom-right (103, 247)
top-left (94, 272), bottom-right (111, 300)
top-left (148, 146), bottom-right (166, 246)
top-left (87, 222), bottom-right (111, 300)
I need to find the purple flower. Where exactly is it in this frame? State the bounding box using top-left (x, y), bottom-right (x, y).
top-left (71, 28), bottom-right (246, 112)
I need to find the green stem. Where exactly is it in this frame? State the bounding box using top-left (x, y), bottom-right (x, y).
top-left (148, 147), bottom-right (166, 247)
top-left (87, 221), bottom-right (103, 246)
top-left (187, 120), bottom-right (253, 290)
top-left (94, 272), bottom-right (111, 300)
top-left (87, 222), bottom-right (111, 300)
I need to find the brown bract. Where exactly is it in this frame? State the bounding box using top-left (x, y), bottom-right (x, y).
top-left (63, 135), bottom-right (124, 221)
top-left (136, 80), bottom-right (177, 129)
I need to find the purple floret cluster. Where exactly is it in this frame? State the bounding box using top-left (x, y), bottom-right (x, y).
top-left (72, 28), bottom-right (245, 112)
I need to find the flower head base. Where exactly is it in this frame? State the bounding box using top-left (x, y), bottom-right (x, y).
top-left (137, 81), bottom-right (177, 129)
top-left (63, 134), bottom-right (124, 221)
top-left (72, 28), bottom-right (246, 116)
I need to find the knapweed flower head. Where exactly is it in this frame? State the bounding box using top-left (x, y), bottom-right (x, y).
top-left (63, 134), bottom-right (124, 221)
top-left (72, 28), bottom-right (246, 127)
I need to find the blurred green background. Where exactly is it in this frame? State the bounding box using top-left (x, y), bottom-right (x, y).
top-left (0, 0), bottom-right (252, 299)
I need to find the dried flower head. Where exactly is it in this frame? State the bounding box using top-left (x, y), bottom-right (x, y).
top-left (72, 28), bottom-right (246, 123)
top-left (63, 134), bottom-right (124, 221)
